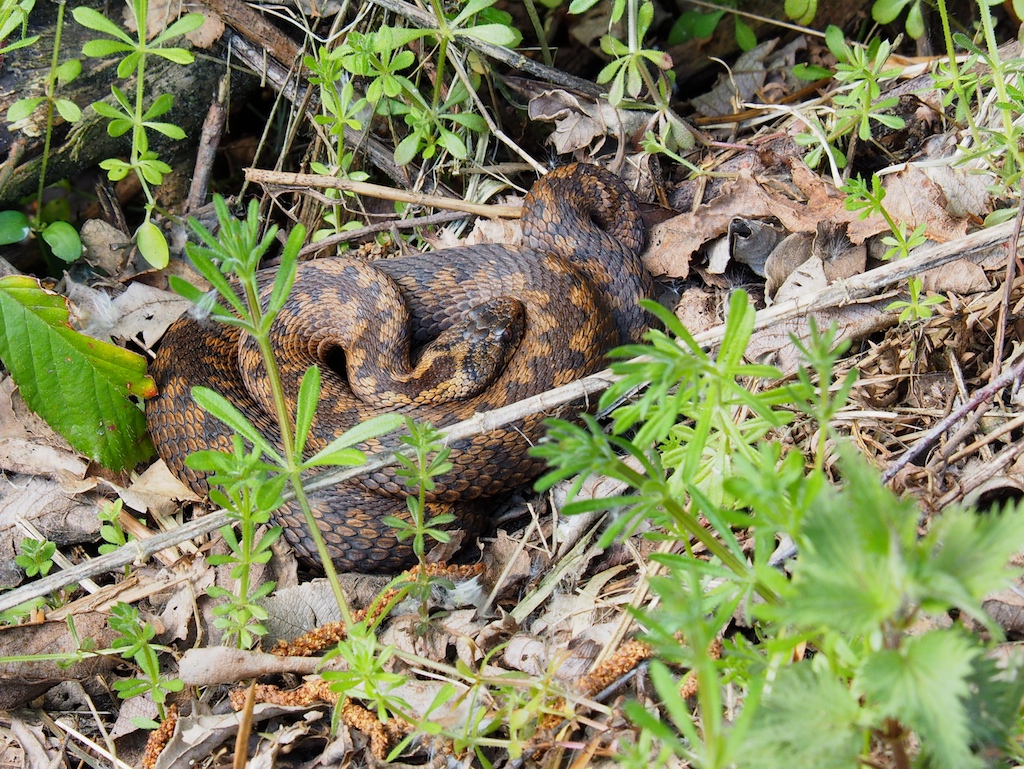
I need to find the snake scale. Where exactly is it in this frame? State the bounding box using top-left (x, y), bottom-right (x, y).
top-left (147, 163), bottom-right (655, 572)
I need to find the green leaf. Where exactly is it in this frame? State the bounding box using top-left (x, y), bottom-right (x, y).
top-left (824, 25), bottom-right (847, 62)
top-left (294, 365), bottom-right (320, 456)
top-left (190, 387), bottom-right (282, 463)
top-left (740, 662), bottom-right (862, 769)
top-left (393, 133), bottom-right (421, 166)
top-left (0, 210), bottom-right (31, 245)
top-left (152, 12), bottom-right (204, 43)
top-left (56, 59), bottom-right (82, 84)
top-left (306, 413), bottom-right (404, 466)
top-left (734, 18), bottom-right (756, 51)
top-left (136, 221), bottom-right (169, 269)
top-left (152, 47), bottom-right (195, 65)
top-left (785, 0), bottom-right (817, 25)
top-left (871, 0), bottom-right (912, 25)
top-left (54, 99), bottom-right (82, 123)
top-left (41, 221), bottom-right (82, 262)
top-left (456, 23), bottom-right (522, 47)
top-left (856, 633), bottom-right (981, 769)
top-left (81, 38), bottom-right (134, 58)
top-left (0, 275), bottom-right (156, 470)
top-left (73, 6), bottom-right (133, 43)
top-left (7, 97), bottom-right (44, 122)
top-left (769, 447), bottom-right (914, 636)
top-left (920, 503), bottom-right (1024, 612)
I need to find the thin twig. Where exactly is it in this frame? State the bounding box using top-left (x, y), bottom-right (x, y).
top-left (245, 167), bottom-right (523, 219)
top-left (881, 355), bottom-right (1024, 484)
top-left (989, 198), bottom-right (1024, 382)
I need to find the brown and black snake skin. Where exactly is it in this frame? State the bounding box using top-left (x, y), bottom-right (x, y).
top-left (147, 163), bottom-right (655, 572)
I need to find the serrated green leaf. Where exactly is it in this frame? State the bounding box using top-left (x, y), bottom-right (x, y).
top-left (41, 221), bottom-right (82, 262)
top-left (0, 275), bottom-right (155, 470)
top-left (0, 210), bottom-right (31, 244)
top-left (740, 662), bottom-right (862, 769)
top-left (856, 633), bottom-right (981, 769)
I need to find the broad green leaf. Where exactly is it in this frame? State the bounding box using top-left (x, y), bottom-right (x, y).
top-left (0, 210), bottom-right (30, 244)
top-left (0, 275), bottom-right (155, 470)
top-left (41, 221), bottom-right (82, 262)
top-left (54, 98), bottom-right (82, 123)
top-left (785, 0), bottom-right (816, 24)
top-left (871, 0), bottom-right (911, 25)
top-left (7, 97), bottom-right (44, 122)
top-left (456, 23), bottom-right (521, 47)
top-left (56, 59), bottom-right (82, 84)
top-left (136, 221), bottom-right (169, 268)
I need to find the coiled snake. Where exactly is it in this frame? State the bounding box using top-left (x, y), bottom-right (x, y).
top-left (147, 163), bottom-right (654, 572)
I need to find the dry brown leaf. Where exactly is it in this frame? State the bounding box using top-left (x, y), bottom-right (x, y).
top-left (0, 378), bottom-right (86, 479)
top-left (527, 88), bottom-right (648, 154)
top-left (110, 283), bottom-right (194, 349)
top-left (648, 165), bottom-right (889, 278)
top-left (882, 164), bottom-right (970, 242)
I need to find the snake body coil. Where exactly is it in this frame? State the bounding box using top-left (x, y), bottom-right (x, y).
top-left (147, 163), bottom-right (654, 571)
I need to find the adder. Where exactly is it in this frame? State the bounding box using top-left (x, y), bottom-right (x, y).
top-left (147, 163), bottom-right (655, 572)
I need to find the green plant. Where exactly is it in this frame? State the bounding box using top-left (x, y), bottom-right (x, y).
top-left (530, 298), bottom-right (1024, 767)
top-left (97, 499), bottom-right (135, 555)
top-left (16, 537), bottom-right (56, 577)
top-left (193, 436), bottom-right (282, 650)
top-left (175, 197), bottom-right (402, 624)
top-left (108, 602), bottom-right (184, 724)
top-left (666, 0), bottom-right (756, 52)
top-left (383, 417), bottom-right (458, 623)
top-left (0, 0), bottom-right (37, 55)
top-left (840, 174), bottom-right (941, 325)
top-left (305, 2), bottom-right (517, 171)
top-left (795, 26), bottom-right (905, 174)
top-left (71, 0), bottom-right (204, 268)
top-left (1, 0), bottom-right (83, 265)
top-left (567, 0), bottom-right (695, 154)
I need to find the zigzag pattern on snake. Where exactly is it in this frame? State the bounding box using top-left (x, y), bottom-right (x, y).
top-left (146, 163), bottom-right (655, 572)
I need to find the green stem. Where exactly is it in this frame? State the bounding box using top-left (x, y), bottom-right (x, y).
top-left (36, 0), bottom-right (66, 224)
top-left (977, 0), bottom-right (1024, 178)
top-left (245, 283), bottom-right (353, 626)
top-left (933, 0), bottom-right (981, 146)
top-left (522, 0), bottom-right (552, 67)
